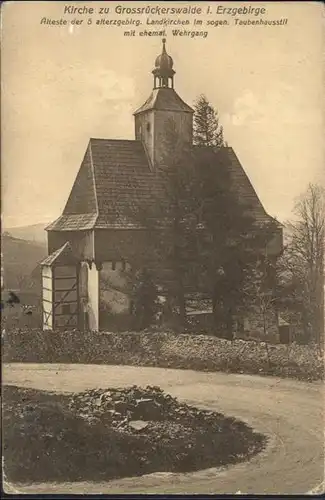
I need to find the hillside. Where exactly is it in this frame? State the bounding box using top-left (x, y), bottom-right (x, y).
top-left (4, 223), bottom-right (47, 244)
top-left (2, 233), bottom-right (47, 292)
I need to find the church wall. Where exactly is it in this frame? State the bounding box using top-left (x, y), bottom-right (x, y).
top-left (94, 228), bottom-right (150, 264)
top-left (100, 261), bottom-right (131, 316)
top-left (134, 112), bottom-right (155, 167)
top-left (87, 263), bottom-right (99, 331)
top-left (154, 110), bottom-right (193, 165)
top-left (134, 109), bottom-right (193, 168)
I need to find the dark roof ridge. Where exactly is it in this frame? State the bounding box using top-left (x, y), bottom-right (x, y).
top-left (89, 138), bottom-right (140, 143)
top-left (88, 140), bottom-right (99, 215)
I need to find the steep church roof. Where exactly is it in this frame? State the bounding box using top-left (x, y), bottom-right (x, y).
top-left (47, 139), bottom-right (163, 231)
top-left (47, 141), bottom-right (271, 232)
top-left (133, 88), bottom-right (194, 115)
top-left (207, 147), bottom-right (271, 223)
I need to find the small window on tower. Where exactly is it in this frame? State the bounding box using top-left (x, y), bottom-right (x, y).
top-left (146, 122), bottom-right (151, 133)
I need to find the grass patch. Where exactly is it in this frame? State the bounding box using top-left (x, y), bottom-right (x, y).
top-left (3, 385), bottom-right (266, 483)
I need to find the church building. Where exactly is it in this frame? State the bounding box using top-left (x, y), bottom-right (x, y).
top-left (42, 39), bottom-right (282, 334)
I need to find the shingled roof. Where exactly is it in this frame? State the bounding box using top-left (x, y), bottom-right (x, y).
top-left (40, 241), bottom-right (76, 266)
top-left (92, 139), bottom-right (164, 229)
top-left (47, 139), bottom-right (163, 231)
top-left (134, 88), bottom-right (194, 115)
top-left (47, 140), bottom-right (272, 232)
top-left (205, 146), bottom-right (270, 223)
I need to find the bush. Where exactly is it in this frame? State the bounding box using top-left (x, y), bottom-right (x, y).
top-left (131, 269), bottom-right (159, 330)
top-left (3, 329), bottom-right (323, 382)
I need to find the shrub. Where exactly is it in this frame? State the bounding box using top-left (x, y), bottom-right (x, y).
top-left (3, 329), bottom-right (323, 382)
top-left (131, 269), bottom-right (159, 331)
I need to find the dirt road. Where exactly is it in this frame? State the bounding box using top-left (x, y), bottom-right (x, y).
top-left (3, 363), bottom-right (324, 495)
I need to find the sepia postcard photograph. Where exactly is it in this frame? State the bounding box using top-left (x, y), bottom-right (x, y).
top-left (1, 1), bottom-right (324, 496)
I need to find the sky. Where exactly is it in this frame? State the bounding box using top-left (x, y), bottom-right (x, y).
top-left (1, 1), bottom-right (324, 227)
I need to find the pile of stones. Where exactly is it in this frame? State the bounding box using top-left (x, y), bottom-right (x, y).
top-left (68, 385), bottom-right (219, 434)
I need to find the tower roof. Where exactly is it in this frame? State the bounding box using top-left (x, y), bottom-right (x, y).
top-left (133, 87), bottom-right (194, 115)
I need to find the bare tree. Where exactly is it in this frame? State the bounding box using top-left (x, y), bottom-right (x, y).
top-left (286, 184), bottom-right (325, 348)
top-left (244, 256), bottom-right (279, 364)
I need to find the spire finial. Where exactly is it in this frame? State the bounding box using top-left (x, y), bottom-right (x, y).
top-left (152, 39), bottom-right (175, 89)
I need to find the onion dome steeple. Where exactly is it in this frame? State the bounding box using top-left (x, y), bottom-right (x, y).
top-left (134, 39), bottom-right (193, 169)
top-left (152, 38), bottom-right (175, 89)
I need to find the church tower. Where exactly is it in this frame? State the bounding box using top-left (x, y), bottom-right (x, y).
top-left (134, 39), bottom-right (194, 169)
